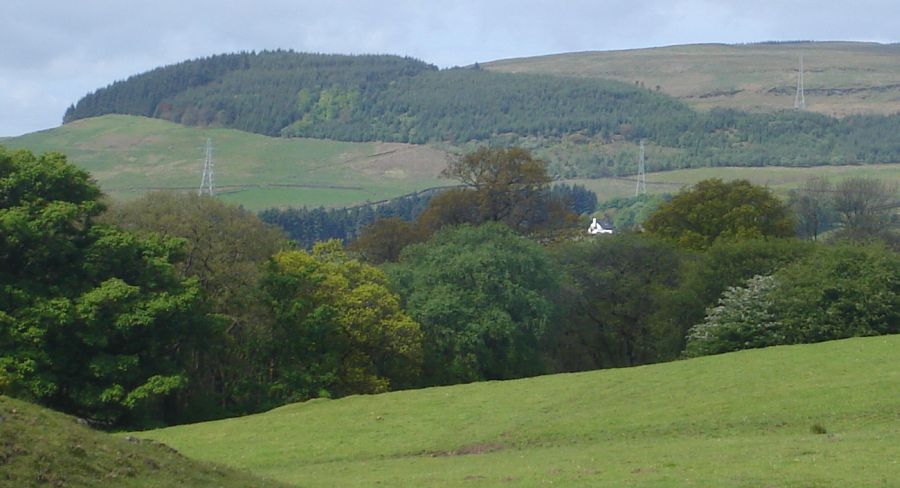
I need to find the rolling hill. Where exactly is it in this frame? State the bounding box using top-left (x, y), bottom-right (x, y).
top-left (7, 44), bottom-right (900, 211)
top-left (1, 114), bottom-right (449, 210)
top-left (0, 395), bottom-right (290, 488)
top-left (51, 46), bottom-right (900, 180)
top-left (484, 41), bottom-right (900, 116)
top-left (62, 50), bottom-right (686, 145)
top-left (3, 114), bottom-right (897, 211)
top-left (135, 335), bottom-right (899, 487)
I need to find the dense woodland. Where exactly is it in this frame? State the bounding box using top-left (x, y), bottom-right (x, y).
top-left (2, 145), bottom-right (896, 430)
top-left (64, 51), bottom-right (900, 178)
top-left (64, 52), bottom-right (435, 136)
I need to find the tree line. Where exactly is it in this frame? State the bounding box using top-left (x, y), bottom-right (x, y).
top-left (1, 145), bottom-right (896, 430)
top-left (259, 182), bottom-right (597, 249)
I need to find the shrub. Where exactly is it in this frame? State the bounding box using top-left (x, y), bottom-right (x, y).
top-left (684, 274), bottom-right (782, 357)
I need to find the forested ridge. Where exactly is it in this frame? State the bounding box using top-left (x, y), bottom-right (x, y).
top-left (64, 51), bottom-right (436, 136)
top-left (64, 50), bottom-right (900, 177)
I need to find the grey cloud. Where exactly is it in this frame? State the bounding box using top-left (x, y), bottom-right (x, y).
top-left (2, 0), bottom-right (899, 136)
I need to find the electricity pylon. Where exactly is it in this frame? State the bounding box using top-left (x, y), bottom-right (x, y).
top-left (635, 140), bottom-right (646, 196)
top-left (794, 55), bottom-right (806, 110)
top-left (198, 138), bottom-right (215, 196)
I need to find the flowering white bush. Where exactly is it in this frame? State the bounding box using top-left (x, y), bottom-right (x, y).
top-left (685, 274), bottom-right (783, 357)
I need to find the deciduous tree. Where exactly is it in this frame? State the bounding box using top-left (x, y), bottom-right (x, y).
top-left (263, 241), bottom-right (423, 401)
top-left (683, 243), bottom-right (898, 358)
top-left (439, 147), bottom-right (573, 233)
top-left (684, 274), bottom-right (782, 357)
top-left (349, 217), bottom-right (424, 264)
top-left (389, 223), bottom-right (559, 385)
top-left (788, 176), bottom-right (837, 240)
top-left (101, 192), bottom-right (289, 418)
top-left (832, 177), bottom-right (898, 241)
top-left (548, 234), bottom-right (683, 370)
top-left (0, 148), bottom-right (207, 427)
top-left (644, 178), bottom-right (795, 249)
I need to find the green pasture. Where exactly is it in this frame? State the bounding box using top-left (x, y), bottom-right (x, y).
top-left (136, 335), bottom-right (900, 487)
top-left (569, 163), bottom-right (900, 201)
top-left (1, 115), bottom-right (447, 210)
top-left (4, 114), bottom-right (899, 211)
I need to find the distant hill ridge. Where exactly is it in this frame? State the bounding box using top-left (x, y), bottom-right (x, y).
top-left (62, 45), bottom-right (900, 176)
top-left (483, 41), bottom-right (900, 116)
top-left (5, 114), bottom-right (898, 212)
top-left (64, 50), bottom-right (688, 145)
top-left (64, 51), bottom-right (436, 137)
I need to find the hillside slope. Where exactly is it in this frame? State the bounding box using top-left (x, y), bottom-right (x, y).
top-left (63, 51), bottom-right (436, 136)
top-left (0, 395), bottom-right (290, 488)
top-left (565, 163), bottom-right (900, 201)
top-left (63, 50), bottom-right (681, 144)
top-left (138, 335), bottom-right (900, 487)
top-left (2, 114), bottom-right (449, 210)
top-left (4, 114), bottom-right (897, 213)
top-left (484, 41), bottom-right (900, 116)
top-left (56, 48), bottom-right (900, 176)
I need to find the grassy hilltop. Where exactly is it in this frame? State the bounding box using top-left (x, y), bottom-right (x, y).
top-left (137, 335), bottom-right (900, 487)
top-left (484, 41), bottom-right (900, 116)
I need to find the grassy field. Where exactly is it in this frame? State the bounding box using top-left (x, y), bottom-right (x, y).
top-left (567, 163), bottom-right (900, 201)
top-left (484, 41), bottom-right (900, 116)
top-left (3, 114), bottom-right (898, 212)
top-left (136, 335), bottom-right (900, 487)
top-left (0, 114), bottom-right (449, 210)
top-left (0, 395), bottom-right (290, 488)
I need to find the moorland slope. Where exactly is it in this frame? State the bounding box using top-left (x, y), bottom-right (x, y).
top-left (485, 41), bottom-right (900, 115)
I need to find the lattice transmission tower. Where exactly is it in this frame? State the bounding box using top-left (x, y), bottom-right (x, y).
top-left (198, 138), bottom-right (215, 196)
top-left (635, 140), bottom-right (647, 196)
top-left (794, 55), bottom-right (806, 110)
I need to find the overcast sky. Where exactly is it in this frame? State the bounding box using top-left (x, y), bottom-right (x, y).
top-left (3, 0), bottom-right (899, 137)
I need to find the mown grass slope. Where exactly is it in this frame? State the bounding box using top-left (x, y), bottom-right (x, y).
top-left (137, 335), bottom-right (900, 487)
top-left (0, 395), bottom-right (290, 488)
top-left (485, 41), bottom-right (900, 116)
top-left (0, 114), bottom-right (449, 210)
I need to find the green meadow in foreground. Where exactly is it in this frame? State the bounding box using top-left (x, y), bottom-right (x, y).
top-left (0, 396), bottom-right (290, 488)
top-left (137, 335), bottom-right (900, 487)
